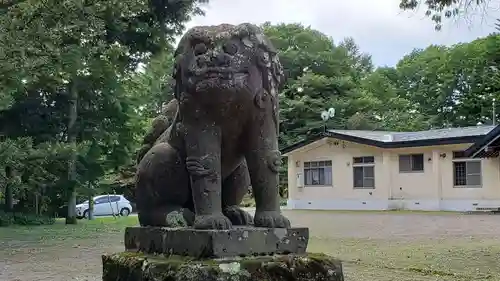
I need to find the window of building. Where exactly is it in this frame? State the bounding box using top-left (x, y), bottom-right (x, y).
top-left (399, 154), bottom-right (424, 172)
top-left (304, 160), bottom-right (332, 186)
top-left (353, 156), bottom-right (375, 189)
top-left (452, 151), bottom-right (482, 188)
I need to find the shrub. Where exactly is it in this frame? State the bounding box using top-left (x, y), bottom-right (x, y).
top-left (0, 211), bottom-right (56, 227)
top-left (0, 211), bottom-right (14, 226)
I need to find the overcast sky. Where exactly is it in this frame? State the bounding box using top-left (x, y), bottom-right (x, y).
top-left (184, 0), bottom-right (500, 67)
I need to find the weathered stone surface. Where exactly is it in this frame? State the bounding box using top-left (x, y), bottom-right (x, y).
top-left (125, 226), bottom-right (309, 258)
top-left (102, 252), bottom-right (344, 281)
top-left (134, 23), bottom-right (290, 230)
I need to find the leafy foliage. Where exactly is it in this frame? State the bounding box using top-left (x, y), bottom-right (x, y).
top-left (0, 0), bottom-right (207, 221)
top-left (0, 210), bottom-right (56, 227)
top-left (399, 0), bottom-right (488, 30)
top-left (125, 50), bottom-right (176, 119)
top-left (264, 23), bottom-right (421, 148)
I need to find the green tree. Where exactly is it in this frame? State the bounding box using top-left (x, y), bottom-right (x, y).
top-left (392, 34), bottom-right (500, 128)
top-left (262, 23), bottom-right (414, 148)
top-left (0, 0), bottom-right (206, 223)
top-left (359, 67), bottom-right (428, 131)
top-left (395, 45), bottom-right (455, 127)
top-left (0, 138), bottom-right (76, 214)
top-left (125, 50), bottom-right (176, 119)
top-left (399, 0), bottom-right (489, 30)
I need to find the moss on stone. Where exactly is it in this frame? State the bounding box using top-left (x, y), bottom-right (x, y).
top-left (102, 251), bottom-right (343, 281)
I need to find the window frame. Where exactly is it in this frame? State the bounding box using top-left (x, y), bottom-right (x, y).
top-left (452, 151), bottom-right (482, 188)
top-left (352, 156), bottom-right (375, 189)
top-left (94, 197), bottom-right (109, 204)
top-left (303, 160), bottom-right (333, 186)
top-left (398, 153), bottom-right (424, 173)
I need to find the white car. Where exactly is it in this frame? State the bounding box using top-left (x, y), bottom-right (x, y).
top-left (76, 194), bottom-right (133, 219)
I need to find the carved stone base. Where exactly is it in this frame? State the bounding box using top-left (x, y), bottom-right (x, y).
top-left (102, 252), bottom-right (344, 281)
top-left (124, 226), bottom-right (309, 258)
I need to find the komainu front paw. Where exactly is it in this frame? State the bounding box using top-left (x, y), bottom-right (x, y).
top-left (164, 208), bottom-right (195, 227)
top-left (194, 213), bottom-right (233, 230)
top-left (254, 211), bottom-right (290, 228)
top-left (165, 210), bottom-right (189, 227)
top-left (223, 206), bottom-right (254, 226)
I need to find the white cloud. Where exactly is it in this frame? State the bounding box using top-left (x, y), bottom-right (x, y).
top-left (183, 0), bottom-right (500, 66)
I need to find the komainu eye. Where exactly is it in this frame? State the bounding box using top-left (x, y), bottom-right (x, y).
top-left (223, 42), bottom-right (238, 55)
top-left (194, 43), bottom-right (207, 55)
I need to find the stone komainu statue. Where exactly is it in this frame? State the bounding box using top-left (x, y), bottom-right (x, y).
top-left (135, 23), bottom-right (290, 230)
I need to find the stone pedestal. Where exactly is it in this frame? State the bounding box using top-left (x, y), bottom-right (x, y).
top-left (102, 226), bottom-right (344, 281)
top-left (124, 226), bottom-right (309, 258)
top-left (102, 252), bottom-right (344, 281)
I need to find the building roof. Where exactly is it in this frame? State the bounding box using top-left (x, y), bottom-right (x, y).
top-left (281, 125), bottom-right (497, 155)
top-left (328, 125), bottom-right (495, 143)
top-left (464, 124), bottom-right (500, 158)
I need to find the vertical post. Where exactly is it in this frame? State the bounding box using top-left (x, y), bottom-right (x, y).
top-left (493, 98), bottom-right (496, 126)
top-left (320, 108), bottom-right (334, 133)
top-left (107, 194), bottom-right (116, 219)
top-left (35, 191), bottom-right (39, 215)
top-left (66, 79), bottom-right (78, 225)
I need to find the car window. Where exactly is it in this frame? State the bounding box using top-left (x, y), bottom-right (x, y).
top-left (95, 197), bottom-right (110, 204)
top-left (109, 196), bottom-right (121, 202)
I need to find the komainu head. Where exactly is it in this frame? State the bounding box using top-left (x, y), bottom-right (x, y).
top-left (173, 23), bottom-right (284, 99)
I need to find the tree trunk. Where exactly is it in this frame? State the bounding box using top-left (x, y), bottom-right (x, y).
top-left (39, 185), bottom-right (45, 215)
top-left (4, 166), bottom-right (13, 212)
top-left (34, 192), bottom-right (39, 215)
top-left (66, 80), bottom-right (78, 225)
top-left (108, 194), bottom-right (116, 219)
top-left (88, 182), bottom-right (94, 220)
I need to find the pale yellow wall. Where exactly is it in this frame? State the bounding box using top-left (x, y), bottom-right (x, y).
top-left (439, 148), bottom-right (500, 200)
top-left (286, 138), bottom-right (500, 206)
top-left (287, 138), bottom-right (388, 202)
top-left (386, 146), bottom-right (436, 201)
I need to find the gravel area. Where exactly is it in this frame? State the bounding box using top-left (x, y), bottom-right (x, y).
top-left (286, 210), bottom-right (500, 240)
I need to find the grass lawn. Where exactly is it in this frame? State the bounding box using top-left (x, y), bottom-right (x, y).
top-left (0, 216), bottom-right (137, 240)
top-left (0, 212), bottom-right (499, 281)
top-left (309, 237), bottom-right (500, 281)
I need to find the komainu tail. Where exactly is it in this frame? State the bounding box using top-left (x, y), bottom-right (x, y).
top-left (136, 99), bottom-right (178, 164)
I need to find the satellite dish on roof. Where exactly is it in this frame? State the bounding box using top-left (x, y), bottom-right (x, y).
top-left (321, 111), bottom-right (329, 121)
top-left (328, 107), bottom-right (336, 118)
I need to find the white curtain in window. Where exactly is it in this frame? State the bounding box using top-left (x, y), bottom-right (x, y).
top-left (311, 169), bottom-right (320, 184)
top-left (324, 166), bottom-right (332, 185)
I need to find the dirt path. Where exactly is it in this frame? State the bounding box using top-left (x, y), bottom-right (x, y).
top-left (0, 237), bottom-right (121, 281)
top-left (1, 211), bottom-right (499, 281)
